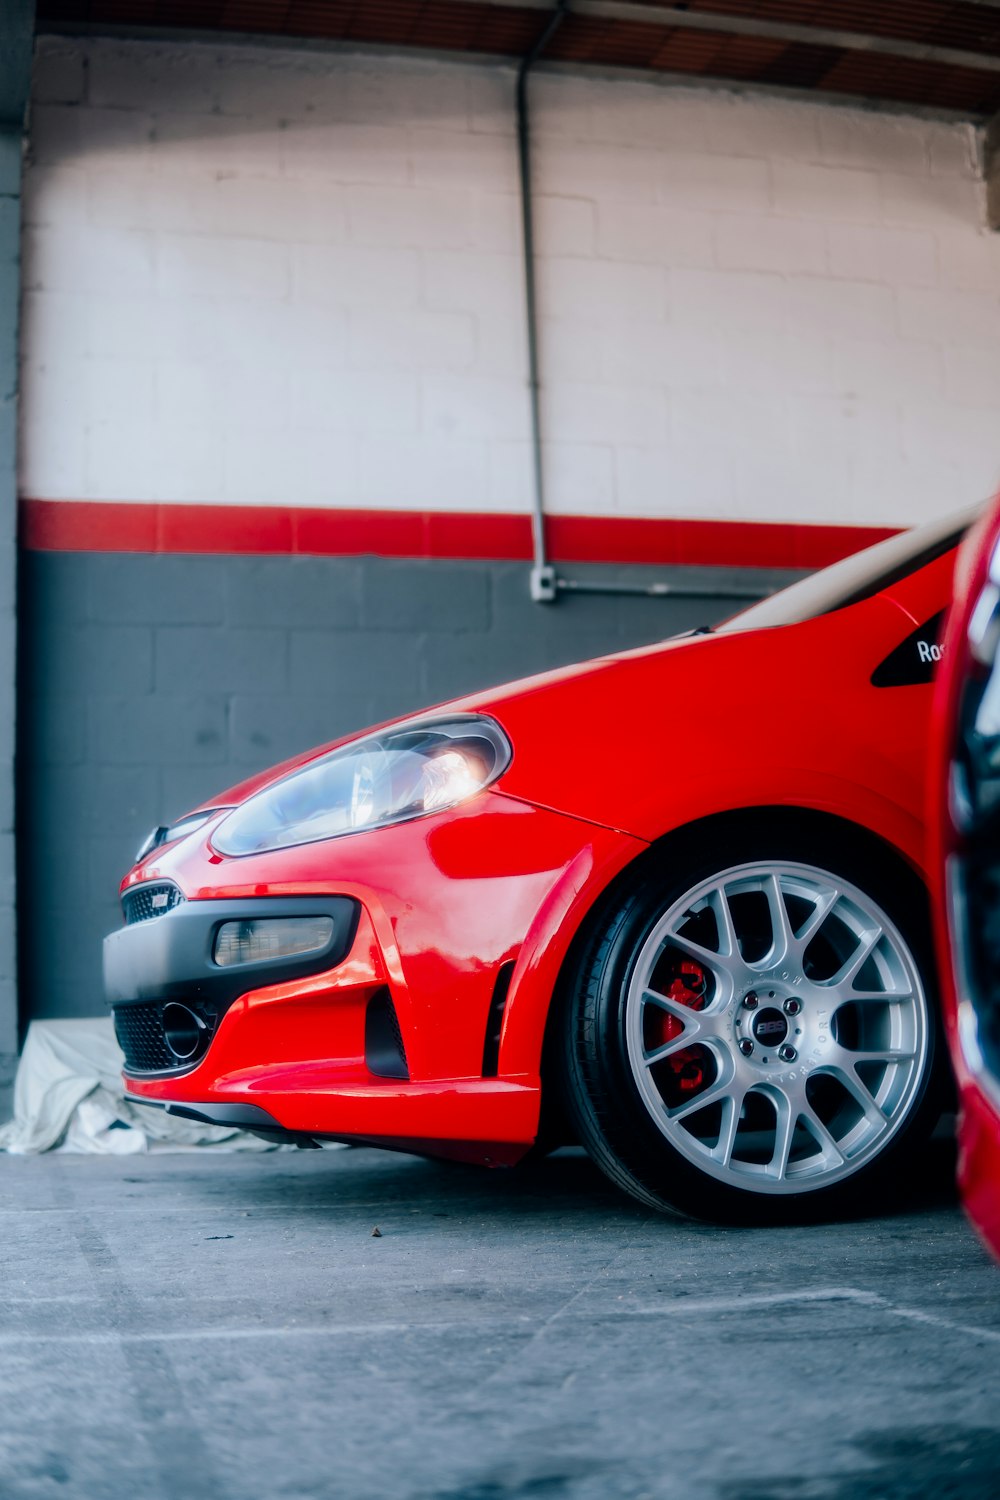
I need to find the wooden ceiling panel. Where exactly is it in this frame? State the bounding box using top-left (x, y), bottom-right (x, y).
top-left (34, 0), bottom-right (1000, 117)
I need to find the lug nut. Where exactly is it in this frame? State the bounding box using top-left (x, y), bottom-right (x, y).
top-left (778, 1044), bottom-right (797, 1063)
top-left (742, 992), bottom-right (759, 1010)
top-left (782, 998), bottom-right (801, 1016)
top-left (739, 1038), bottom-right (755, 1057)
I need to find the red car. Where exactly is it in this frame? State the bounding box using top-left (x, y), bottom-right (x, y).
top-left (930, 497), bottom-right (1000, 1258)
top-left (105, 508), bottom-right (974, 1223)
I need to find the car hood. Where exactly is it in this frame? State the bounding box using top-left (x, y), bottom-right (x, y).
top-left (188, 593), bottom-right (922, 854)
top-left (193, 631), bottom-right (699, 814)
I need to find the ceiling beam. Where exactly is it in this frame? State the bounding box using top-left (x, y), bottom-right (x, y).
top-left (459, 0), bottom-right (1000, 76)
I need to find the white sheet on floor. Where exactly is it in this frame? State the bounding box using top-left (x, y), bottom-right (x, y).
top-left (0, 1018), bottom-right (280, 1154)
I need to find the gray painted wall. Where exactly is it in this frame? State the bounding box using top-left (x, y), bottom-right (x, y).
top-left (1, 0), bottom-right (35, 1115)
top-left (17, 550), bottom-right (790, 1028)
top-left (0, 134), bottom-right (20, 1116)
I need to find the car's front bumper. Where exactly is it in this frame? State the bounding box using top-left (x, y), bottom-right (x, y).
top-left (957, 1082), bottom-right (1000, 1258)
top-left (107, 792), bottom-right (647, 1164)
top-left (106, 893), bottom-right (360, 1075)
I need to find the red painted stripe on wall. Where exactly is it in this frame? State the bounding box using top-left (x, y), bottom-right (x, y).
top-left (18, 500), bottom-right (899, 570)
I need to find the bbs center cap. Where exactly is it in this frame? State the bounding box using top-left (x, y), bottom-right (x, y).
top-left (751, 1007), bottom-right (788, 1047)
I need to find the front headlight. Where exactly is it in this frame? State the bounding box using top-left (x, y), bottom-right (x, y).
top-left (135, 808), bottom-right (225, 864)
top-left (213, 715), bottom-right (512, 856)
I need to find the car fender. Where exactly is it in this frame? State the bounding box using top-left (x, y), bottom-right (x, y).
top-left (497, 777), bottom-right (925, 1082)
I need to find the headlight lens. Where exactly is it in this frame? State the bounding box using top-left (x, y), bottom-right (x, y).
top-left (213, 716), bottom-right (511, 856)
top-left (135, 808), bottom-right (223, 864)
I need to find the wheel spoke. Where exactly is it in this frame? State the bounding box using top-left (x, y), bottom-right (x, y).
top-left (642, 1035), bottom-right (698, 1067)
top-left (642, 988), bottom-right (704, 1032)
top-left (840, 989), bottom-right (913, 1004)
top-left (826, 1064), bottom-right (889, 1131)
top-left (640, 989), bottom-right (704, 1064)
top-left (799, 1103), bottom-right (846, 1165)
top-left (793, 886), bottom-right (839, 952)
top-left (713, 1088), bottom-right (745, 1167)
top-left (829, 1043), bottom-right (917, 1068)
top-left (669, 1075), bottom-right (731, 1122)
top-left (763, 873), bottom-right (794, 967)
top-left (663, 927), bottom-right (735, 978)
top-left (770, 1093), bottom-right (796, 1179)
top-left (712, 886), bottom-right (739, 961)
top-left (825, 924), bottom-right (883, 990)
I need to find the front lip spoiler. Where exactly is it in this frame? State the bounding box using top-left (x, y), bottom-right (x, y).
top-left (127, 1094), bottom-right (322, 1146)
top-left (127, 1095), bottom-right (285, 1131)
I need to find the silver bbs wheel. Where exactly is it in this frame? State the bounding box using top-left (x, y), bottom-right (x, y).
top-left (623, 861), bottom-right (929, 1196)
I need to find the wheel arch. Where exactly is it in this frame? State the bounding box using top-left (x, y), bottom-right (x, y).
top-left (512, 804), bottom-right (932, 1101)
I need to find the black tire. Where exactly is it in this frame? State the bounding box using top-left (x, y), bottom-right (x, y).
top-left (554, 816), bottom-right (946, 1225)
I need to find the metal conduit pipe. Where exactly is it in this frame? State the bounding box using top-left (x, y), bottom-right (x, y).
top-left (516, 4), bottom-right (774, 606)
top-left (517, 0), bottom-right (567, 604)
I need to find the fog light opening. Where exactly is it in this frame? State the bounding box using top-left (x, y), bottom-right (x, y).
top-left (213, 915), bottom-right (335, 968)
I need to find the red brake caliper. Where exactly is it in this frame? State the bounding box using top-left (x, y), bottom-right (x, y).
top-left (652, 959), bottom-right (709, 1093)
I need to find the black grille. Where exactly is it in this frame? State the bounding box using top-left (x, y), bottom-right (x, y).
top-left (364, 989), bottom-right (409, 1080)
top-left (122, 883), bottom-right (184, 925)
top-left (112, 1001), bottom-right (216, 1074)
top-left (113, 1003), bottom-right (179, 1072)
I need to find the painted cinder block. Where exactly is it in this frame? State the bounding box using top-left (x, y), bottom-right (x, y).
top-left (28, 103), bottom-right (154, 168)
top-left (421, 375), bottom-right (527, 444)
top-left (32, 622), bottom-right (154, 698)
top-left (227, 557), bottom-right (361, 629)
top-left (713, 214), bottom-right (827, 275)
top-left (30, 41), bottom-right (85, 105)
top-left (879, 170), bottom-right (984, 228)
top-left (359, 434), bottom-right (487, 508)
top-left (154, 626), bottom-right (288, 696)
top-left (897, 286), bottom-right (1000, 348)
top-left (24, 224), bottom-right (155, 295)
top-left (771, 161), bottom-right (881, 223)
top-left (826, 223), bottom-right (937, 287)
top-left (18, 35), bottom-right (1000, 535)
top-left (87, 41), bottom-right (219, 115)
top-left (157, 233), bottom-right (289, 300)
top-left (294, 243), bottom-right (420, 309)
top-left (348, 306), bottom-right (476, 373)
top-left (346, 184), bottom-right (475, 250)
top-left (228, 692), bottom-right (377, 767)
top-left (287, 625), bottom-right (426, 699)
top-left (817, 112), bottom-right (931, 177)
top-left (944, 345), bottom-right (1000, 407)
top-left (359, 559), bottom-right (490, 633)
top-left (88, 554), bottom-right (228, 625)
top-left (91, 694), bottom-right (229, 767)
top-left (595, 202), bottom-right (713, 267)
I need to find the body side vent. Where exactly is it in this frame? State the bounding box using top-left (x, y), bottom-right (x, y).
top-left (365, 989), bottom-right (409, 1080)
top-left (482, 961), bottom-right (515, 1078)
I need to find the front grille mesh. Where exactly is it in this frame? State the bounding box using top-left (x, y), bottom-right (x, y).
top-left (113, 999), bottom-right (218, 1075)
top-left (122, 883), bottom-right (184, 925)
top-left (113, 1003), bottom-right (179, 1073)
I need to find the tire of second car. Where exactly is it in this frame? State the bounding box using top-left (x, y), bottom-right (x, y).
top-left (556, 816), bottom-right (945, 1224)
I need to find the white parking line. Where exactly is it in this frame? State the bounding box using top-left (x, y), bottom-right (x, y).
top-left (3, 1284), bottom-right (997, 1347)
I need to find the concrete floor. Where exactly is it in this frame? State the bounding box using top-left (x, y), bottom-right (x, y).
top-left (2, 1141), bottom-right (999, 1500)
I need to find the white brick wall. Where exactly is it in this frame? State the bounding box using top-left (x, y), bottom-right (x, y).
top-left (18, 35), bottom-right (1000, 529)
